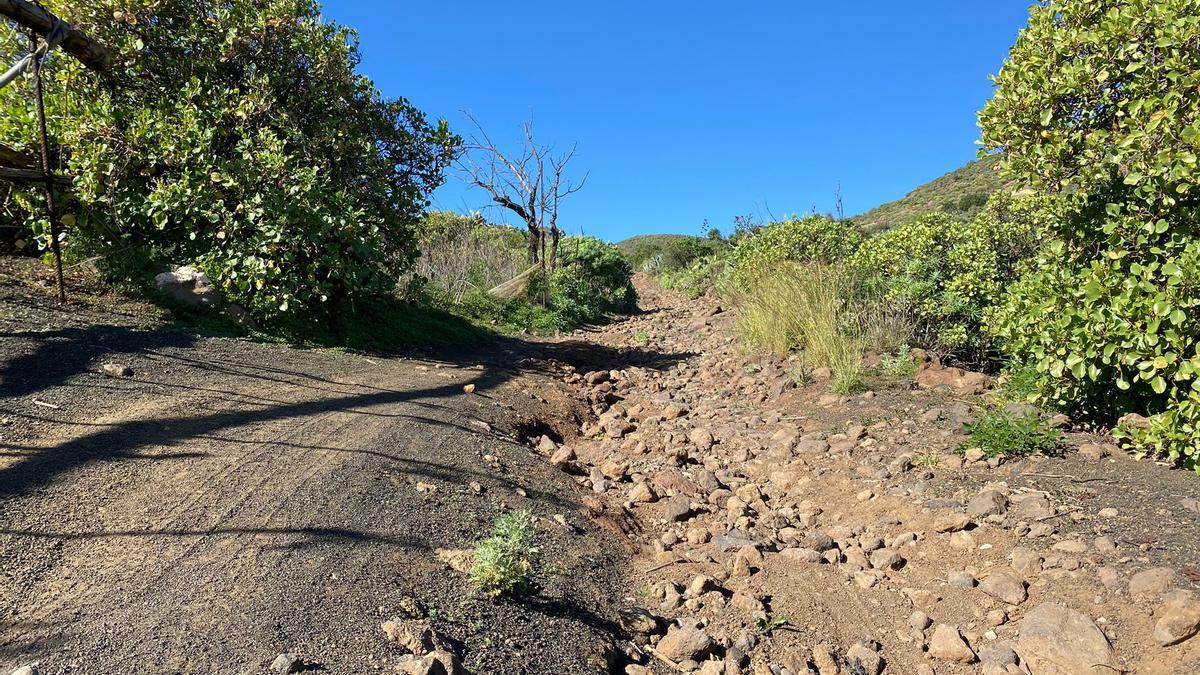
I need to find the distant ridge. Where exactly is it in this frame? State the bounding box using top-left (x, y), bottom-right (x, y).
top-left (852, 154), bottom-right (1007, 233)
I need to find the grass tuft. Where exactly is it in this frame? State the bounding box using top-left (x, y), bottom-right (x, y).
top-left (736, 262), bottom-right (865, 393)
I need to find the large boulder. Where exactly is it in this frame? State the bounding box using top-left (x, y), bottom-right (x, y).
top-left (154, 266), bottom-right (220, 307)
top-left (915, 361), bottom-right (992, 394)
top-left (1015, 603), bottom-right (1117, 674)
top-left (656, 624), bottom-right (713, 662)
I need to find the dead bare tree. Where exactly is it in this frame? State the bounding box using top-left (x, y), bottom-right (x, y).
top-left (459, 112), bottom-right (585, 270)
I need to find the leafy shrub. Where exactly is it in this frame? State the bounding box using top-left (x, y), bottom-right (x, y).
top-left (964, 410), bottom-right (1062, 458)
top-left (737, 262), bottom-right (865, 393)
top-left (659, 254), bottom-right (731, 299)
top-left (850, 194), bottom-right (1048, 360)
top-left (996, 364), bottom-right (1044, 405)
top-left (0, 1), bottom-right (457, 324)
top-left (550, 236), bottom-right (637, 323)
top-left (728, 215), bottom-right (862, 286)
top-left (617, 234), bottom-right (725, 274)
top-left (979, 0), bottom-right (1200, 470)
top-left (470, 510), bottom-right (537, 599)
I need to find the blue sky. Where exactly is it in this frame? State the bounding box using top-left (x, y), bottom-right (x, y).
top-left (322, 2), bottom-right (1034, 242)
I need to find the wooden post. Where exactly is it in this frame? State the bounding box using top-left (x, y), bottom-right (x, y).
top-left (30, 33), bottom-right (65, 303)
top-left (0, 0), bottom-right (111, 72)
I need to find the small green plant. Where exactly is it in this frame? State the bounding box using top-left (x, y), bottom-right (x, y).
top-left (755, 614), bottom-right (790, 635)
top-left (634, 330), bottom-right (650, 345)
top-left (964, 410), bottom-right (1062, 458)
top-left (470, 510), bottom-right (538, 599)
top-left (913, 450), bottom-right (942, 470)
top-left (878, 347), bottom-right (918, 379)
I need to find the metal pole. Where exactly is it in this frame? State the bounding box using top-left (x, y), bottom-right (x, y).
top-left (29, 31), bottom-right (65, 303)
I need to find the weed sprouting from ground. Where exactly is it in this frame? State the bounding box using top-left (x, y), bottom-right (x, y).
top-left (913, 450), bottom-right (942, 470)
top-left (755, 614), bottom-right (790, 635)
top-left (635, 329), bottom-right (650, 344)
top-left (964, 410), bottom-right (1062, 458)
top-left (877, 346), bottom-right (918, 379)
top-left (470, 510), bottom-right (538, 599)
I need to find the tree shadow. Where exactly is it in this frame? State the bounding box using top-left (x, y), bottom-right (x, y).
top-left (0, 326), bottom-right (693, 501)
top-left (0, 325), bottom-right (198, 400)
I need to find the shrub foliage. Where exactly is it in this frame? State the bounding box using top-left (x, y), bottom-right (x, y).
top-left (980, 0), bottom-right (1200, 469)
top-left (727, 215), bottom-right (862, 285)
top-left (0, 0), bottom-right (457, 323)
top-left (850, 194), bottom-right (1048, 359)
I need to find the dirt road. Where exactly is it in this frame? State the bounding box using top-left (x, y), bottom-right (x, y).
top-left (5, 265), bottom-right (1200, 675)
top-left (0, 275), bottom-right (658, 674)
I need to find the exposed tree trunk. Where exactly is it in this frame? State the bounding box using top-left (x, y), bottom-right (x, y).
top-left (549, 225), bottom-right (562, 271)
top-left (458, 113), bottom-right (585, 279)
top-left (0, 0), bottom-right (112, 71)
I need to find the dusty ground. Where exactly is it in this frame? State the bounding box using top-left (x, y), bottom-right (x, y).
top-left (547, 275), bottom-right (1200, 675)
top-left (0, 259), bottom-right (667, 674)
top-left (4, 260), bottom-right (1200, 675)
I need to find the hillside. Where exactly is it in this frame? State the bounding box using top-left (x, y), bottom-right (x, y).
top-left (852, 154), bottom-right (1008, 233)
top-left (615, 233), bottom-right (724, 271)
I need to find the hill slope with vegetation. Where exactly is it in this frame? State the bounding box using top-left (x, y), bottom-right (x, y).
top-left (615, 233), bottom-right (726, 273)
top-left (852, 154), bottom-right (1008, 233)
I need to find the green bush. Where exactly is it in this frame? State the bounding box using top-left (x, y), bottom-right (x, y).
top-left (616, 234), bottom-right (725, 274)
top-left (728, 215), bottom-right (863, 286)
top-left (964, 410), bottom-right (1062, 459)
top-left (850, 194), bottom-right (1048, 360)
top-left (659, 253), bottom-right (731, 299)
top-left (979, 0), bottom-right (1200, 470)
top-left (550, 236), bottom-right (637, 323)
top-left (470, 510), bottom-right (538, 599)
top-left (0, 1), bottom-right (456, 324)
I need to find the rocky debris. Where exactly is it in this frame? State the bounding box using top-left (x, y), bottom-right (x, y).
top-left (1015, 603), bottom-right (1116, 674)
top-left (656, 622), bottom-right (714, 662)
top-left (1077, 442), bottom-right (1113, 460)
top-left (845, 640), bottom-right (884, 675)
top-left (100, 363), bottom-right (133, 377)
top-left (967, 489), bottom-right (1008, 517)
top-left (382, 618), bottom-right (453, 656)
top-left (1008, 492), bottom-right (1056, 521)
top-left (1129, 566), bottom-right (1176, 601)
top-left (395, 650), bottom-right (469, 675)
top-left (269, 653), bottom-right (304, 674)
top-left (537, 435), bottom-right (558, 453)
top-left (550, 445), bottom-right (577, 471)
top-left (928, 624), bottom-right (975, 663)
top-left (7, 667), bottom-right (36, 675)
top-left (1153, 590), bottom-right (1200, 646)
top-left (977, 643), bottom-right (1018, 675)
top-left (535, 279), bottom-right (1194, 674)
top-left (155, 265), bottom-right (219, 306)
top-left (663, 494), bottom-right (693, 522)
top-left (932, 513), bottom-right (971, 533)
top-left (462, 383), bottom-right (477, 394)
top-left (979, 567), bottom-right (1028, 606)
top-left (619, 607), bottom-right (661, 641)
top-left (914, 358), bottom-right (992, 395)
